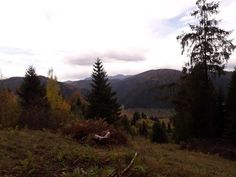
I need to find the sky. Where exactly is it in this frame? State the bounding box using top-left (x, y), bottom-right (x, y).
top-left (0, 0), bottom-right (235, 81)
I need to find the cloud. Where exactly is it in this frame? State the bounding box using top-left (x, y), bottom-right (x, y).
top-left (226, 60), bottom-right (236, 70)
top-left (67, 55), bottom-right (97, 66)
top-left (65, 49), bottom-right (146, 66)
top-left (0, 46), bottom-right (34, 55)
top-left (104, 50), bottom-right (146, 62)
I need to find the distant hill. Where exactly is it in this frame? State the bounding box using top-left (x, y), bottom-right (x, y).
top-left (0, 69), bottom-right (233, 108)
top-left (69, 69), bottom-right (183, 108)
top-left (84, 74), bottom-right (131, 80)
top-left (0, 76), bottom-right (79, 98)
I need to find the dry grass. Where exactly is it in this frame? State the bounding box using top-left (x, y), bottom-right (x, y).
top-left (0, 129), bottom-right (235, 177)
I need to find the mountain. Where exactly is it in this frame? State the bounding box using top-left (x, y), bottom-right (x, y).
top-left (0, 76), bottom-right (79, 98)
top-left (0, 69), bottom-right (233, 108)
top-left (84, 74), bottom-right (131, 80)
top-left (68, 69), bottom-right (182, 108)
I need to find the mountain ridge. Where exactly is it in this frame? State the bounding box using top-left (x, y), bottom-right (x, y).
top-left (0, 69), bottom-right (233, 108)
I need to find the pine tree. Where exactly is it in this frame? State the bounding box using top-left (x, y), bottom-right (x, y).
top-left (139, 121), bottom-right (148, 138)
top-left (175, 0), bottom-right (235, 139)
top-left (177, 0), bottom-right (235, 80)
top-left (131, 112), bottom-right (141, 125)
top-left (151, 120), bottom-right (168, 143)
top-left (88, 58), bottom-right (121, 124)
top-left (17, 66), bottom-right (50, 129)
top-left (225, 68), bottom-right (236, 142)
top-left (214, 88), bottom-right (225, 137)
top-left (120, 114), bottom-right (132, 134)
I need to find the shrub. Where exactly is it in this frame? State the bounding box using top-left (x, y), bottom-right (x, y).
top-left (64, 119), bottom-right (128, 146)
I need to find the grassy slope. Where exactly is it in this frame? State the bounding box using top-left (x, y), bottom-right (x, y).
top-left (0, 130), bottom-right (235, 177)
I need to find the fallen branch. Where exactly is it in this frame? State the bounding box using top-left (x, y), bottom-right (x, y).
top-left (94, 130), bottom-right (111, 141)
top-left (109, 152), bottom-right (138, 177)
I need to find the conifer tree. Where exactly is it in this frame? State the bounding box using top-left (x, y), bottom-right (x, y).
top-left (139, 121), bottom-right (148, 138)
top-left (151, 120), bottom-right (168, 143)
top-left (175, 0), bottom-right (235, 140)
top-left (131, 112), bottom-right (141, 125)
top-left (88, 58), bottom-right (121, 124)
top-left (225, 68), bottom-right (236, 142)
top-left (17, 66), bottom-right (50, 129)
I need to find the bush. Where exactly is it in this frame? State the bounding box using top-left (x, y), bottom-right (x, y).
top-left (151, 120), bottom-right (168, 143)
top-left (64, 119), bottom-right (128, 146)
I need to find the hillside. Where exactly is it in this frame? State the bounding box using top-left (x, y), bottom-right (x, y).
top-left (0, 69), bottom-right (233, 108)
top-left (70, 69), bottom-right (183, 108)
top-left (0, 76), bottom-right (79, 98)
top-left (0, 129), bottom-right (236, 177)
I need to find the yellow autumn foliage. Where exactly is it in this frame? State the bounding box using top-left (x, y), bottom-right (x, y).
top-left (0, 89), bottom-right (20, 128)
top-left (46, 69), bottom-right (72, 127)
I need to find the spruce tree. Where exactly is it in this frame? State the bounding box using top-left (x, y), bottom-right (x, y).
top-left (139, 121), bottom-right (148, 138)
top-left (151, 120), bottom-right (168, 143)
top-left (131, 112), bottom-right (141, 125)
top-left (88, 58), bottom-right (121, 124)
top-left (17, 66), bottom-right (50, 129)
top-left (175, 0), bottom-right (235, 139)
top-left (225, 68), bottom-right (236, 142)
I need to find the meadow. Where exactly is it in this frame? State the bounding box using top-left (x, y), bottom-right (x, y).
top-left (0, 129), bottom-right (235, 177)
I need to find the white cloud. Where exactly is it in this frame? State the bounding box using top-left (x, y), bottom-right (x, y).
top-left (0, 0), bottom-right (235, 80)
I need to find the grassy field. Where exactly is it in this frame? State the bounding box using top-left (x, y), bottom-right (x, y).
top-left (0, 129), bottom-right (235, 177)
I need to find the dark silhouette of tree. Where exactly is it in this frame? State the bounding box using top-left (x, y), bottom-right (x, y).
top-left (214, 88), bottom-right (225, 137)
top-left (141, 112), bottom-right (147, 119)
top-left (88, 58), bottom-right (121, 124)
top-left (17, 66), bottom-right (50, 129)
top-left (120, 114), bottom-right (132, 134)
top-left (177, 0), bottom-right (235, 81)
top-left (175, 0), bottom-right (235, 140)
top-left (225, 68), bottom-right (236, 143)
top-left (151, 120), bottom-right (168, 143)
top-left (139, 121), bottom-right (148, 138)
top-left (131, 112), bottom-right (141, 125)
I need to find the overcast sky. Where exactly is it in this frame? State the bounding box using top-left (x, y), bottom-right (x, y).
top-left (0, 0), bottom-right (235, 81)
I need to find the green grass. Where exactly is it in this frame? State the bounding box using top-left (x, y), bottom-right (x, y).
top-left (0, 129), bottom-right (235, 177)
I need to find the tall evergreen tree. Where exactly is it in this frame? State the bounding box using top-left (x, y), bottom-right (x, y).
top-left (175, 0), bottom-right (235, 140)
top-left (177, 0), bottom-right (235, 81)
top-left (225, 68), bottom-right (236, 143)
top-left (88, 58), bottom-right (121, 124)
top-left (17, 66), bottom-right (50, 129)
top-left (214, 88), bottom-right (225, 137)
top-left (151, 120), bottom-right (168, 143)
